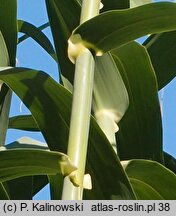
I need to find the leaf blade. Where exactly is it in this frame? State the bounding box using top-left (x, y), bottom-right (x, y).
top-left (0, 0), bottom-right (17, 65)
top-left (74, 2), bottom-right (176, 53)
top-left (111, 42), bottom-right (163, 163)
top-left (18, 20), bottom-right (57, 62)
top-left (123, 159), bottom-right (176, 199)
top-left (144, 31), bottom-right (176, 89)
top-left (0, 148), bottom-right (76, 182)
top-left (0, 67), bottom-right (135, 199)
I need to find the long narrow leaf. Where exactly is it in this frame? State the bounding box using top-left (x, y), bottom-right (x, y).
top-left (18, 22), bottom-right (49, 43)
top-left (3, 137), bottom-right (49, 199)
top-left (18, 20), bottom-right (57, 61)
top-left (0, 67), bottom-right (135, 199)
top-left (74, 2), bottom-right (176, 53)
top-left (122, 159), bottom-right (176, 199)
top-left (0, 148), bottom-right (75, 182)
top-left (0, 32), bottom-right (9, 66)
top-left (111, 42), bottom-right (163, 163)
top-left (0, 31), bottom-right (11, 146)
top-left (9, 115), bottom-right (39, 131)
top-left (5, 136), bottom-right (48, 150)
top-left (101, 0), bottom-right (129, 11)
top-left (164, 152), bottom-right (176, 174)
top-left (45, 0), bottom-right (129, 86)
top-left (144, 31), bottom-right (176, 89)
top-left (8, 114), bottom-right (138, 199)
top-left (0, 184), bottom-right (9, 200)
top-left (45, 0), bottom-right (80, 84)
top-left (0, 0), bottom-right (17, 65)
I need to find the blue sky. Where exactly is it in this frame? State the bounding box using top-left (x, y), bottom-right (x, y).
top-left (6, 0), bottom-right (176, 199)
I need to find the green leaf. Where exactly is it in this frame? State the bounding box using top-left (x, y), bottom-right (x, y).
top-left (2, 137), bottom-right (49, 199)
top-left (18, 22), bottom-right (49, 43)
top-left (45, 0), bottom-right (129, 86)
top-left (0, 0), bottom-right (17, 65)
top-left (9, 114), bottom-right (136, 199)
top-left (5, 136), bottom-right (48, 150)
top-left (3, 177), bottom-right (33, 200)
top-left (45, 0), bottom-right (80, 83)
top-left (0, 148), bottom-right (75, 182)
top-left (4, 138), bottom-right (49, 198)
top-left (85, 120), bottom-right (136, 199)
top-left (1, 67), bottom-right (71, 152)
top-left (101, 0), bottom-right (129, 12)
top-left (18, 20), bottom-right (57, 62)
top-left (0, 31), bottom-right (11, 146)
top-left (144, 31), bottom-right (176, 89)
top-left (164, 152), bottom-right (176, 174)
top-left (0, 32), bottom-right (9, 66)
top-left (0, 67), bottom-right (135, 199)
top-left (4, 175), bottom-right (48, 200)
top-left (122, 159), bottom-right (176, 199)
top-left (129, 179), bottom-right (163, 199)
top-left (74, 2), bottom-right (176, 53)
top-left (48, 174), bottom-right (64, 200)
top-left (111, 42), bottom-right (163, 163)
top-left (0, 183), bottom-right (10, 199)
top-left (9, 115), bottom-right (39, 131)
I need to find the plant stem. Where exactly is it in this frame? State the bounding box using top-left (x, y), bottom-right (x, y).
top-left (62, 0), bottom-right (101, 200)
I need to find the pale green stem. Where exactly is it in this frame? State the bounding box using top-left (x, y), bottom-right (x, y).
top-left (62, 0), bottom-right (101, 200)
top-left (80, 0), bottom-right (101, 24)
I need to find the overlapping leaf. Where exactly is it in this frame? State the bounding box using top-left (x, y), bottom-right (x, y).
top-left (18, 20), bottom-right (57, 62)
top-left (0, 0), bottom-right (17, 66)
top-left (18, 22), bottom-right (49, 43)
top-left (0, 184), bottom-right (9, 200)
top-left (0, 67), bottom-right (135, 199)
top-left (101, 0), bottom-right (129, 11)
top-left (4, 136), bottom-right (49, 199)
top-left (111, 42), bottom-right (163, 163)
top-left (122, 159), bottom-right (176, 199)
top-left (45, 0), bottom-right (80, 83)
top-left (3, 136), bottom-right (48, 199)
top-left (0, 148), bottom-right (75, 182)
top-left (2, 139), bottom-right (73, 199)
top-left (9, 115), bottom-right (39, 131)
top-left (144, 31), bottom-right (176, 89)
top-left (164, 152), bottom-right (176, 174)
top-left (5, 136), bottom-right (48, 150)
top-left (74, 2), bottom-right (176, 53)
top-left (0, 29), bottom-right (11, 147)
top-left (45, 0), bottom-right (130, 85)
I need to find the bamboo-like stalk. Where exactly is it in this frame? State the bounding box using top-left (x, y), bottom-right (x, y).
top-left (62, 0), bottom-right (101, 200)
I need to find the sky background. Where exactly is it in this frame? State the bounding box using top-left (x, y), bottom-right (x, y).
top-left (6, 0), bottom-right (176, 199)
